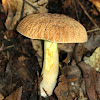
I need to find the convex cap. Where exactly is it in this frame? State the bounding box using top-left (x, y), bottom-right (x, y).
top-left (17, 13), bottom-right (87, 43)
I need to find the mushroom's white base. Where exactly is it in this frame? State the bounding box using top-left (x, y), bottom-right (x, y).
top-left (40, 41), bottom-right (59, 97)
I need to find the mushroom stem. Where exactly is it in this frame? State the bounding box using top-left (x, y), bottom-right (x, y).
top-left (40, 40), bottom-right (59, 97)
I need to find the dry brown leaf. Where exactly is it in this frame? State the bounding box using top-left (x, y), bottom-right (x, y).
top-left (0, 93), bottom-right (4, 100)
top-left (31, 39), bottom-right (43, 68)
top-left (2, 0), bottom-right (48, 30)
top-left (54, 75), bottom-right (68, 100)
top-left (78, 62), bottom-right (97, 100)
top-left (89, 0), bottom-right (100, 12)
top-left (12, 55), bottom-right (33, 82)
top-left (84, 34), bottom-right (100, 51)
top-left (18, 55), bottom-right (29, 61)
top-left (58, 43), bottom-right (75, 52)
top-left (2, 0), bottom-right (23, 30)
top-left (2, 0), bottom-right (22, 13)
top-left (4, 86), bottom-right (22, 100)
top-left (67, 66), bottom-right (81, 80)
top-left (95, 73), bottom-right (100, 99)
top-left (74, 43), bottom-right (87, 62)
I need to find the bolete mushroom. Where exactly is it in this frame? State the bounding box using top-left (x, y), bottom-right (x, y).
top-left (17, 13), bottom-right (87, 97)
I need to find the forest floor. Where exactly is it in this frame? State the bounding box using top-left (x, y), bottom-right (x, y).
top-left (0, 0), bottom-right (100, 100)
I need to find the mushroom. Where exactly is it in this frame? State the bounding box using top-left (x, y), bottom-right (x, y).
top-left (17, 13), bottom-right (87, 97)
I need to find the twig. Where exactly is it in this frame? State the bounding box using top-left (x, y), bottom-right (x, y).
top-left (43, 88), bottom-right (49, 97)
top-left (87, 27), bottom-right (100, 33)
top-left (21, 0), bottom-right (25, 19)
top-left (72, 0), bottom-right (80, 21)
top-left (77, 0), bottom-right (99, 28)
top-left (37, 71), bottom-right (41, 100)
top-left (0, 45), bottom-right (15, 52)
top-left (25, 0), bottom-right (39, 11)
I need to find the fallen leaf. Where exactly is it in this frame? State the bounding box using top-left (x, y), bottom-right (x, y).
top-left (78, 62), bottom-right (97, 100)
top-left (4, 30), bottom-right (17, 40)
top-left (54, 75), bottom-right (68, 100)
top-left (0, 93), bottom-right (4, 100)
top-left (31, 39), bottom-right (43, 68)
top-left (4, 86), bottom-right (22, 100)
top-left (2, 0), bottom-right (48, 30)
top-left (18, 55), bottom-right (29, 61)
top-left (84, 34), bottom-right (100, 51)
top-left (91, 8), bottom-right (99, 16)
top-left (58, 43), bottom-right (75, 53)
top-left (89, 0), bottom-right (100, 12)
top-left (74, 43), bottom-right (87, 62)
top-left (2, 0), bottom-right (21, 13)
top-left (95, 73), bottom-right (100, 99)
top-left (66, 65), bottom-right (81, 79)
top-left (2, 0), bottom-right (23, 30)
top-left (78, 88), bottom-right (87, 100)
top-left (84, 46), bottom-right (100, 72)
top-left (12, 55), bottom-right (33, 82)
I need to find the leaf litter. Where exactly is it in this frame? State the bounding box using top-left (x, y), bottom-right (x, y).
top-left (0, 0), bottom-right (100, 99)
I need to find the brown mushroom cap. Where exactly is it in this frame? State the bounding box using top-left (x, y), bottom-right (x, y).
top-left (17, 13), bottom-right (87, 43)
